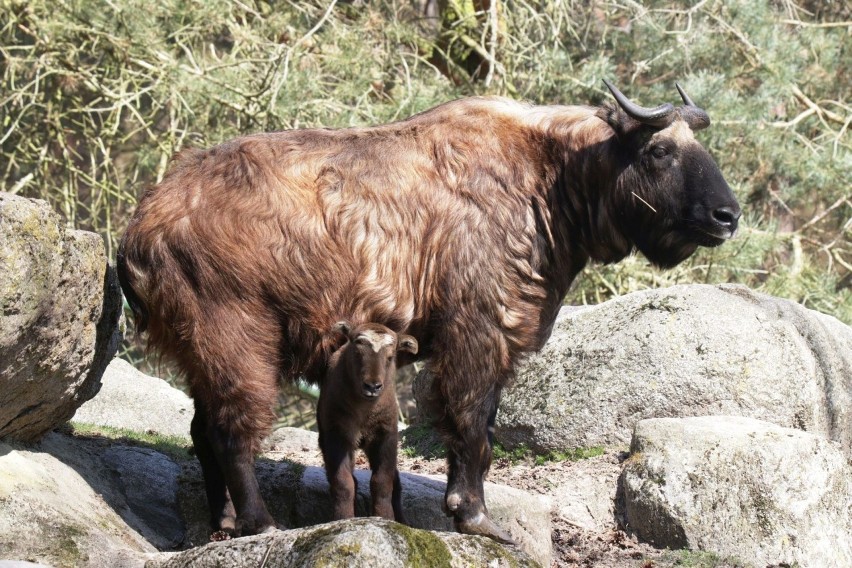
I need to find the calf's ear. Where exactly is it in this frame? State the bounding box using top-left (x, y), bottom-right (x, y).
top-left (332, 320), bottom-right (353, 335)
top-left (327, 320), bottom-right (353, 351)
top-left (396, 335), bottom-right (419, 367)
top-left (398, 335), bottom-right (418, 355)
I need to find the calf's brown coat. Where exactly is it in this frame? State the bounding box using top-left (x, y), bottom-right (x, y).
top-left (317, 321), bottom-right (416, 523)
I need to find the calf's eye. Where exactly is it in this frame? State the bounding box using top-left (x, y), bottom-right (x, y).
top-left (651, 146), bottom-right (669, 158)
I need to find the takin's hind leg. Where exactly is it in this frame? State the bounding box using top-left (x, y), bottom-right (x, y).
top-left (190, 398), bottom-right (236, 535)
top-left (188, 330), bottom-right (282, 537)
top-left (210, 427), bottom-right (276, 537)
top-left (202, 382), bottom-right (279, 536)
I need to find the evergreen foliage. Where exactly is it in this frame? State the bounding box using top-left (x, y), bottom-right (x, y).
top-left (2, 0), bottom-right (849, 326)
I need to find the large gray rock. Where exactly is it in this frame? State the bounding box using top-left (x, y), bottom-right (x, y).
top-left (549, 458), bottom-right (619, 533)
top-left (622, 416), bottom-right (852, 567)
top-left (101, 446), bottom-right (185, 549)
top-left (0, 426), bottom-right (545, 566)
top-left (147, 517), bottom-right (539, 567)
top-left (289, 467), bottom-right (552, 566)
top-left (0, 433), bottom-right (154, 568)
top-left (256, 428), bottom-right (552, 566)
top-left (0, 193), bottom-right (123, 442)
top-left (495, 284), bottom-right (852, 455)
top-left (73, 358), bottom-right (193, 439)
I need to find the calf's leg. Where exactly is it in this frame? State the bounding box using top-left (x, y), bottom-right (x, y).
top-left (364, 429), bottom-right (405, 523)
top-left (320, 432), bottom-right (358, 520)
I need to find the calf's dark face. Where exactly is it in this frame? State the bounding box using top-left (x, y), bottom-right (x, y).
top-left (331, 322), bottom-right (419, 400)
top-left (619, 120), bottom-right (741, 268)
top-left (349, 338), bottom-right (397, 399)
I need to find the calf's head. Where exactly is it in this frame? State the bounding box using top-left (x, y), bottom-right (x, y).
top-left (329, 321), bottom-right (419, 400)
top-left (601, 80), bottom-right (742, 268)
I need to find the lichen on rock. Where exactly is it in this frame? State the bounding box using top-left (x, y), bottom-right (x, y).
top-left (0, 192), bottom-right (123, 442)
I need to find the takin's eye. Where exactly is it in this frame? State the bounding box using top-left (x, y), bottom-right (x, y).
top-left (651, 145), bottom-right (670, 159)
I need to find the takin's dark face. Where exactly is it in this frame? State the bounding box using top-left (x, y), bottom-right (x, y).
top-left (617, 118), bottom-right (742, 268)
top-left (333, 322), bottom-right (419, 400)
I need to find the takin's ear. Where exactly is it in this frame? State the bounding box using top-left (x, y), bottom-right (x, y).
top-left (396, 335), bottom-right (419, 366)
top-left (597, 104), bottom-right (646, 143)
top-left (398, 335), bottom-right (418, 355)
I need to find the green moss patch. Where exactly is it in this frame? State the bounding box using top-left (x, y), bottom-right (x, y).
top-left (656, 549), bottom-right (748, 568)
top-left (400, 424), bottom-right (447, 460)
top-left (493, 442), bottom-right (606, 466)
top-left (389, 522), bottom-right (453, 568)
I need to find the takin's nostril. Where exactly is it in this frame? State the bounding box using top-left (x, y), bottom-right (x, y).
top-left (712, 206), bottom-right (740, 228)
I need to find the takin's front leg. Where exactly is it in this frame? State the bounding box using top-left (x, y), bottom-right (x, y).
top-left (320, 433), bottom-right (358, 520)
top-left (429, 339), bottom-right (515, 544)
top-left (441, 388), bottom-right (514, 544)
top-left (364, 428), bottom-right (406, 523)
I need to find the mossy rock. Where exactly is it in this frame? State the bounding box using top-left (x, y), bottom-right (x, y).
top-left (0, 192), bottom-right (123, 442)
top-left (146, 517), bottom-right (539, 567)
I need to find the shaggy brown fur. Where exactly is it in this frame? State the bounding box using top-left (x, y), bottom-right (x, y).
top-left (317, 321), bottom-right (417, 523)
top-left (117, 88), bottom-right (740, 540)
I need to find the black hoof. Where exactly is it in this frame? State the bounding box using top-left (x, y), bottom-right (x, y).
top-left (454, 513), bottom-right (516, 545)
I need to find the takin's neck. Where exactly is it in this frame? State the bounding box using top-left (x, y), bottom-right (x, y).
top-left (445, 101), bottom-right (635, 351)
top-left (536, 107), bottom-right (633, 271)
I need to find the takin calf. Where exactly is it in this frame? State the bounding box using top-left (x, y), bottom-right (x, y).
top-left (318, 321), bottom-right (418, 523)
top-left (117, 80), bottom-right (741, 542)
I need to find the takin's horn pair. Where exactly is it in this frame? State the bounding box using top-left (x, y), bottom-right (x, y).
top-left (603, 79), bottom-right (711, 130)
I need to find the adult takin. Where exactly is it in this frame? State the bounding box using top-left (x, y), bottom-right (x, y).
top-left (317, 321), bottom-right (417, 523)
top-left (117, 80), bottom-right (741, 542)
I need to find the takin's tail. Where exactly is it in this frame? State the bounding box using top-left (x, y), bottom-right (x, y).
top-left (116, 241), bottom-right (149, 334)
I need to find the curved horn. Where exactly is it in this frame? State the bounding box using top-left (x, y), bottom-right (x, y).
top-left (675, 82), bottom-right (697, 107)
top-left (603, 79), bottom-right (675, 128)
top-left (675, 83), bottom-right (711, 131)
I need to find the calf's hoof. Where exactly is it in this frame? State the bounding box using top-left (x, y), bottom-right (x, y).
top-left (454, 512), bottom-right (516, 545)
